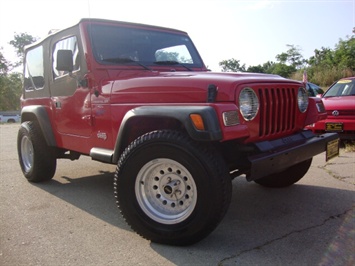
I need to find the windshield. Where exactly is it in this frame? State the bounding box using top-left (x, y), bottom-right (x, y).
top-left (323, 79), bottom-right (355, 98)
top-left (88, 24), bottom-right (204, 68)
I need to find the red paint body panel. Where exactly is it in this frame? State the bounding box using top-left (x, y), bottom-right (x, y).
top-left (21, 18), bottom-right (330, 156)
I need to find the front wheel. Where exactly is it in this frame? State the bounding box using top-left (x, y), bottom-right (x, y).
top-left (17, 121), bottom-right (57, 182)
top-left (114, 130), bottom-right (232, 246)
top-left (254, 158), bottom-right (313, 188)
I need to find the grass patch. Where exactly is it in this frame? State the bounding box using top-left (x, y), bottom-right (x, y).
top-left (343, 141), bottom-right (355, 152)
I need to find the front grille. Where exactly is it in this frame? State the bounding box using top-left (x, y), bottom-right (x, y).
top-left (258, 87), bottom-right (297, 137)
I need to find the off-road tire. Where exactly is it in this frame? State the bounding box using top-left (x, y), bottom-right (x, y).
top-left (17, 121), bottom-right (57, 182)
top-left (114, 130), bottom-right (232, 246)
top-left (254, 158), bottom-right (313, 188)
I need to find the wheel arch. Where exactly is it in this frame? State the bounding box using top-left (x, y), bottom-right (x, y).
top-left (112, 106), bottom-right (222, 163)
top-left (20, 106), bottom-right (57, 147)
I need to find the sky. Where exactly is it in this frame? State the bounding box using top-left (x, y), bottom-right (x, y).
top-left (0, 0), bottom-right (354, 71)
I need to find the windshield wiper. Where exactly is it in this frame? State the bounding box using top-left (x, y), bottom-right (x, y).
top-left (153, 60), bottom-right (192, 71)
top-left (102, 57), bottom-right (152, 71)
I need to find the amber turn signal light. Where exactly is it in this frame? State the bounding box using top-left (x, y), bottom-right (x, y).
top-left (190, 114), bottom-right (205, 130)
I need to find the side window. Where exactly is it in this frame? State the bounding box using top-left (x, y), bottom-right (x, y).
top-left (52, 36), bottom-right (79, 78)
top-left (24, 46), bottom-right (44, 91)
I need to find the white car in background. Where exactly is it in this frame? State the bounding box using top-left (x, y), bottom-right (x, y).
top-left (0, 112), bottom-right (21, 123)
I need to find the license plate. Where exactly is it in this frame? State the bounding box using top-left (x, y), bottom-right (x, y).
top-left (326, 139), bottom-right (339, 161)
top-left (326, 123), bottom-right (343, 132)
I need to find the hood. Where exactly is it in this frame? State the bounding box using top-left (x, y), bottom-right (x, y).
top-left (322, 96), bottom-right (355, 111)
top-left (108, 71), bottom-right (300, 104)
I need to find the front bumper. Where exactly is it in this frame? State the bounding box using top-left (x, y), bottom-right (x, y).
top-left (247, 131), bottom-right (339, 181)
top-left (307, 118), bottom-right (355, 140)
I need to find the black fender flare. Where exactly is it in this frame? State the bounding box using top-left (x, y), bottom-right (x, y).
top-left (20, 105), bottom-right (57, 146)
top-left (112, 106), bottom-right (222, 163)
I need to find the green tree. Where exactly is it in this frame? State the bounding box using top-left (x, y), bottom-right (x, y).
top-left (218, 33), bottom-right (354, 85)
top-left (261, 61), bottom-right (276, 73)
top-left (246, 64), bottom-right (264, 73)
top-left (0, 59), bottom-right (22, 110)
top-left (0, 72), bottom-right (22, 110)
top-left (308, 47), bottom-right (334, 67)
top-left (244, 62), bottom-right (275, 74)
top-left (219, 58), bottom-right (246, 72)
top-left (219, 45), bottom-right (305, 78)
top-left (275, 44), bottom-right (305, 70)
top-left (270, 63), bottom-right (295, 78)
top-left (333, 35), bottom-right (355, 71)
top-left (0, 33), bottom-right (36, 111)
top-left (9, 32), bottom-right (37, 67)
top-left (306, 35), bottom-right (354, 85)
top-left (0, 50), bottom-right (9, 75)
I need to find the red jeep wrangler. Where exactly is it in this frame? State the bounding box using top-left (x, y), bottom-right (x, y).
top-left (18, 18), bottom-right (339, 245)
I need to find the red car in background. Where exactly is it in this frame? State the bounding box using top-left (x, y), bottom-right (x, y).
top-left (307, 77), bottom-right (355, 140)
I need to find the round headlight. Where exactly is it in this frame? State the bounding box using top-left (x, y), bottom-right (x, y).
top-left (239, 87), bottom-right (259, 121)
top-left (298, 87), bottom-right (308, 113)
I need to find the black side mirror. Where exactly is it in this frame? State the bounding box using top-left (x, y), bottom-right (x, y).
top-left (56, 50), bottom-right (73, 72)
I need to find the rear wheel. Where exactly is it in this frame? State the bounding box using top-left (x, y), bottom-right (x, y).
top-left (114, 130), bottom-right (232, 246)
top-left (254, 159), bottom-right (312, 188)
top-left (17, 121), bottom-right (57, 182)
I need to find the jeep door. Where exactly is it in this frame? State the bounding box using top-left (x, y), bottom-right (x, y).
top-left (50, 31), bottom-right (92, 150)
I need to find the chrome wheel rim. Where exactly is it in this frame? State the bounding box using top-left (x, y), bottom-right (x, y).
top-left (21, 136), bottom-right (34, 173)
top-left (135, 158), bottom-right (197, 224)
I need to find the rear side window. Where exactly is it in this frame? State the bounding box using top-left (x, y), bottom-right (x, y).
top-left (52, 36), bottom-right (79, 79)
top-left (24, 46), bottom-right (44, 91)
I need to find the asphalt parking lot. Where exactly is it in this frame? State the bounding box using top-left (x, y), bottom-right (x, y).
top-left (1, 124), bottom-right (354, 265)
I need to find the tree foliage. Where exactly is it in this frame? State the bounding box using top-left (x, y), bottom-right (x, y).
top-left (0, 72), bottom-right (22, 110)
top-left (0, 50), bottom-right (9, 75)
top-left (275, 44), bottom-right (305, 69)
top-left (267, 63), bottom-right (296, 78)
top-left (306, 35), bottom-right (354, 85)
top-left (220, 35), bottom-right (355, 85)
top-left (0, 33), bottom-right (36, 111)
top-left (334, 36), bottom-right (355, 70)
top-left (0, 49), bottom-right (22, 110)
top-left (308, 47), bottom-right (334, 67)
top-left (219, 58), bottom-right (246, 72)
top-left (9, 32), bottom-right (37, 67)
